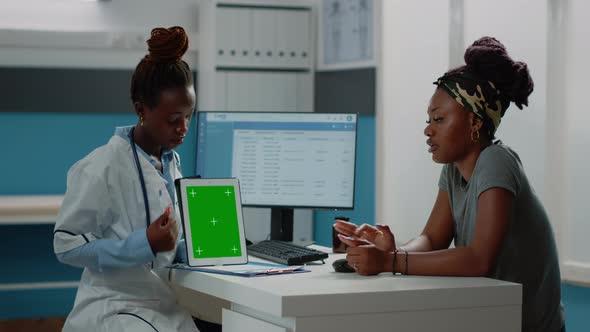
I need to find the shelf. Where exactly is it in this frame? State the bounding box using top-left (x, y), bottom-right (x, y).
top-left (0, 195), bottom-right (63, 225)
top-left (0, 28), bottom-right (199, 52)
top-left (0, 29), bottom-right (199, 69)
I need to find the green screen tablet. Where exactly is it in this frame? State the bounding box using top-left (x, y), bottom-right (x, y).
top-left (175, 178), bottom-right (248, 266)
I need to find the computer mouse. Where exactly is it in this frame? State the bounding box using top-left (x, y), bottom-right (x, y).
top-left (332, 258), bottom-right (356, 273)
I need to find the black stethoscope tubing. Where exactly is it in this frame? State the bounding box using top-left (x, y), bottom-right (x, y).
top-left (129, 126), bottom-right (151, 229)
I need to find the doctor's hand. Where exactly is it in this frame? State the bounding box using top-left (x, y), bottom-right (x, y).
top-left (147, 207), bottom-right (178, 253)
top-left (346, 245), bottom-right (390, 276)
top-left (334, 220), bottom-right (396, 252)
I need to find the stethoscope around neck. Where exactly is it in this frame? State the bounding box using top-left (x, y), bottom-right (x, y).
top-left (129, 126), bottom-right (151, 229)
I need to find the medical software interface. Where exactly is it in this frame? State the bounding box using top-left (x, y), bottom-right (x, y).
top-left (196, 112), bottom-right (357, 208)
top-left (184, 185), bottom-right (242, 259)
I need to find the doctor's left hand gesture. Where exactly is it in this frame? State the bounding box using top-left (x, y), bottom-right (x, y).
top-left (147, 206), bottom-right (178, 253)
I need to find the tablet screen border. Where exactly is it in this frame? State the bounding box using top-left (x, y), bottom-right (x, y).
top-left (176, 177), bottom-right (248, 267)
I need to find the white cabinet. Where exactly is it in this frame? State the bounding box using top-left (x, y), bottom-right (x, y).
top-left (215, 5), bottom-right (311, 69)
top-left (216, 7), bottom-right (252, 66)
top-left (201, 1), bottom-right (314, 110)
top-left (199, 1), bottom-right (315, 243)
top-left (216, 71), bottom-right (312, 112)
top-left (223, 309), bottom-right (287, 332)
top-left (251, 9), bottom-right (278, 67)
top-left (276, 10), bottom-right (311, 68)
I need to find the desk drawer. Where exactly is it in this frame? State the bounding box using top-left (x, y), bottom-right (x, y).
top-left (223, 308), bottom-right (287, 332)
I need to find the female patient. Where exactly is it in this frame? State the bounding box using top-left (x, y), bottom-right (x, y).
top-left (335, 37), bottom-right (565, 332)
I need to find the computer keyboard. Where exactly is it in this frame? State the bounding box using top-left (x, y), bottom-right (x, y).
top-left (247, 240), bottom-right (329, 266)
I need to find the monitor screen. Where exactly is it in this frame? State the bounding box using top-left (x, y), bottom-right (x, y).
top-left (195, 112), bottom-right (357, 209)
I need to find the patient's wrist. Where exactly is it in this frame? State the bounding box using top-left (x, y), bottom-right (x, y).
top-left (383, 252), bottom-right (394, 273)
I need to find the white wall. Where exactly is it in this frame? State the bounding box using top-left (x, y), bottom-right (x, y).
top-left (561, 0), bottom-right (590, 282)
top-left (0, 0), bottom-right (200, 69)
top-left (463, 0), bottom-right (547, 199)
top-left (0, 0), bottom-right (199, 32)
top-left (379, 0), bottom-right (590, 284)
top-left (379, 0), bottom-right (547, 243)
top-left (463, 0), bottom-right (590, 283)
top-left (0, 0), bottom-right (315, 243)
top-left (377, 0), bottom-right (449, 243)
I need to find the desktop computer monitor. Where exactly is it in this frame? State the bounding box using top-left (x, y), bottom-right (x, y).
top-left (195, 111), bottom-right (358, 240)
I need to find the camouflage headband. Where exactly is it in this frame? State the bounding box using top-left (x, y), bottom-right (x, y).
top-left (434, 71), bottom-right (510, 136)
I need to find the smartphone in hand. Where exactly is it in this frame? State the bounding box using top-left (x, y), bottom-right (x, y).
top-left (332, 216), bottom-right (350, 253)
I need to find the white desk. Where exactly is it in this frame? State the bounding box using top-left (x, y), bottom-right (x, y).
top-left (171, 248), bottom-right (522, 332)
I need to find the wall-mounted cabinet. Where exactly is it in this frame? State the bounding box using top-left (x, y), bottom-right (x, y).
top-left (215, 5), bottom-right (311, 69)
top-left (198, 1), bottom-right (316, 243)
top-left (215, 71), bottom-right (313, 111)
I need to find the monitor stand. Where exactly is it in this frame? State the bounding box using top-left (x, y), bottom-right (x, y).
top-left (270, 207), bottom-right (294, 241)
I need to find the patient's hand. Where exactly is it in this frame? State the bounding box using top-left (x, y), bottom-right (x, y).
top-left (346, 245), bottom-right (390, 276)
top-left (334, 220), bottom-right (396, 252)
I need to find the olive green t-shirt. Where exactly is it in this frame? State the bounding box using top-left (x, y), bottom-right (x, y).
top-left (439, 142), bottom-right (564, 332)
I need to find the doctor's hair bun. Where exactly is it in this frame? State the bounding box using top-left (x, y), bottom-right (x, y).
top-left (464, 36), bottom-right (534, 109)
top-left (130, 26), bottom-right (193, 108)
top-left (145, 26), bottom-right (189, 63)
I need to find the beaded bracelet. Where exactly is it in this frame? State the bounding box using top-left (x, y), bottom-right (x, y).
top-left (403, 250), bottom-right (409, 275)
top-left (392, 249), bottom-right (398, 275)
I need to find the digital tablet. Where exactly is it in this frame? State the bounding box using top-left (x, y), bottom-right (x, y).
top-left (175, 177), bottom-right (248, 267)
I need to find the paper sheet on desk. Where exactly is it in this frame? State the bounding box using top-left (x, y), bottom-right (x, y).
top-left (167, 261), bottom-right (310, 277)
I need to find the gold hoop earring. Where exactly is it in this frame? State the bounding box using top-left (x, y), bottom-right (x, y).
top-left (471, 129), bottom-right (480, 143)
top-left (140, 116), bottom-right (144, 127)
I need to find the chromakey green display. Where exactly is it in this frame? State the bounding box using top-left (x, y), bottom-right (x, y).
top-left (185, 185), bottom-right (242, 259)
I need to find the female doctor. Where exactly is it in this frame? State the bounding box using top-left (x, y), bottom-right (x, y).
top-left (53, 27), bottom-right (203, 332)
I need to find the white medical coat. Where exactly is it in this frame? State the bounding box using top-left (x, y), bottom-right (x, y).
top-left (54, 134), bottom-right (198, 332)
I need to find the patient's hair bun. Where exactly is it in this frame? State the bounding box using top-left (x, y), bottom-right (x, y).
top-left (464, 36), bottom-right (534, 109)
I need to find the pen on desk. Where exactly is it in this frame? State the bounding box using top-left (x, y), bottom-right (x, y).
top-left (264, 269), bottom-right (284, 274)
top-left (264, 268), bottom-right (293, 274)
